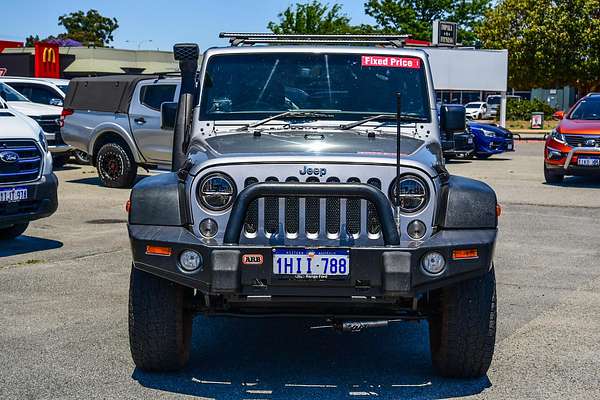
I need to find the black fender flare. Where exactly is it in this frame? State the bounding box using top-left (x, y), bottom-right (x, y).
top-left (436, 175), bottom-right (497, 229)
top-left (128, 173), bottom-right (189, 226)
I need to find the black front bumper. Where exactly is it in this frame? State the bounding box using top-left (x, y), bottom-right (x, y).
top-left (0, 173), bottom-right (58, 227)
top-left (129, 224), bottom-right (496, 299)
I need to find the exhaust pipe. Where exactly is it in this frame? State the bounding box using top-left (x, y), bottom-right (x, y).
top-left (172, 43), bottom-right (199, 171)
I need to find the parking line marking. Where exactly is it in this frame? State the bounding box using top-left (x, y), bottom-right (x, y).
top-left (192, 378), bottom-right (232, 385)
top-left (285, 383), bottom-right (337, 388)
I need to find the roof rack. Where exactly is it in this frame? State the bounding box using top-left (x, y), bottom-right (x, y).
top-left (219, 32), bottom-right (409, 48)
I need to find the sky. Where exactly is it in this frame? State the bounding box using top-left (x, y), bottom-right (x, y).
top-left (1, 0), bottom-right (376, 51)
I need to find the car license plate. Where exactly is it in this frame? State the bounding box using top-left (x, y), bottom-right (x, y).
top-left (273, 249), bottom-right (350, 279)
top-left (577, 157), bottom-right (600, 167)
top-left (0, 187), bottom-right (28, 203)
top-left (507, 142), bottom-right (513, 150)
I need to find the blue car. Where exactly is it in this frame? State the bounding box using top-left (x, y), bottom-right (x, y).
top-left (467, 121), bottom-right (515, 159)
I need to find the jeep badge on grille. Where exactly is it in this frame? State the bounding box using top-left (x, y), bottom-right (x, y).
top-left (299, 166), bottom-right (327, 177)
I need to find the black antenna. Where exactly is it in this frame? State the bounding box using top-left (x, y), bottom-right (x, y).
top-left (395, 93), bottom-right (402, 232)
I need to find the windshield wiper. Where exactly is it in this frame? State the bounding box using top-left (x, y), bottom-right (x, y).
top-left (236, 110), bottom-right (339, 131)
top-left (339, 113), bottom-right (427, 130)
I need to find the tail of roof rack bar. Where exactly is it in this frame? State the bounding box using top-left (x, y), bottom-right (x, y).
top-left (219, 32), bottom-right (409, 48)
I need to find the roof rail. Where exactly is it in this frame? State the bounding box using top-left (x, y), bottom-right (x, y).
top-left (219, 32), bottom-right (409, 48)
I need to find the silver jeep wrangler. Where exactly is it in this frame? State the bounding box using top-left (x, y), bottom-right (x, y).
top-left (127, 34), bottom-right (499, 378)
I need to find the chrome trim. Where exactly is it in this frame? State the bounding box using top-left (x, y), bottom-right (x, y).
top-left (564, 147), bottom-right (600, 170)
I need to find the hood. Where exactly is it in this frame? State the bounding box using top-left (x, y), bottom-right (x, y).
top-left (468, 122), bottom-right (511, 137)
top-left (203, 130), bottom-right (426, 160)
top-left (558, 118), bottom-right (600, 134)
top-left (0, 109), bottom-right (41, 140)
top-left (6, 101), bottom-right (62, 117)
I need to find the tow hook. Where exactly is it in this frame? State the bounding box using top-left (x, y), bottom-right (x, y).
top-left (310, 319), bottom-right (404, 333)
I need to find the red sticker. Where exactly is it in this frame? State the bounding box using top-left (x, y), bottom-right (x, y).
top-left (361, 55), bottom-right (421, 69)
top-left (242, 254), bottom-right (264, 265)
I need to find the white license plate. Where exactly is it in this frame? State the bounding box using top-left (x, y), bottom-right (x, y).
top-left (0, 187), bottom-right (28, 203)
top-left (273, 249), bottom-right (350, 279)
top-left (577, 157), bottom-right (600, 167)
top-left (507, 143), bottom-right (513, 150)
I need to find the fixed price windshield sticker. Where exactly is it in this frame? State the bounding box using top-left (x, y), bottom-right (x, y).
top-left (361, 55), bottom-right (421, 69)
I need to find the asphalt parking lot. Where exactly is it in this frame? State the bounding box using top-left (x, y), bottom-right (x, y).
top-left (1, 141), bottom-right (600, 400)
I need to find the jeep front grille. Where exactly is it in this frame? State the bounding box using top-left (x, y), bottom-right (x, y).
top-left (0, 140), bottom-right (43, 184)
top-left (242, 176), bottom-right (384, 241)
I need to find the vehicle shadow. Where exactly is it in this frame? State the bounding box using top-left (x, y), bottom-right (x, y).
top-left (66, 175), bottom-right (150, 187)
top-left (543, 176), bottom-right (600, 189)
top-left (0, 235), bottom-right (63, 257)
top-left (444, 159), bottom-right (472, 165)
top-left (133, 317), bottom-right (491, 400)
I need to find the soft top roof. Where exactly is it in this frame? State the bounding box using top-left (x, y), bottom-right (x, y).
top-left (63, 75), bottom-right (158, 113)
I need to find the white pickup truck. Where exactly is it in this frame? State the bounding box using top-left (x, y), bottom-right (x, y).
top-left (61, 75), bottom-right (180, 187)
top-left (0, 97), bottom-right (58, 239)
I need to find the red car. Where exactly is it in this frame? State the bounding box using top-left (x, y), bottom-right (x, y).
top-left (544, 93), bottom-right (600, 183)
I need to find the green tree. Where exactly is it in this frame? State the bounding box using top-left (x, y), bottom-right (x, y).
top-left (58, 9), bottom-right (119, 47)
top-left (268, 1), bottom-right (355, 34)
top-left (25, 35), bottom-right (40, 47)
top-left (477, 0), bottom-right (600, 93)
top-left (364, 0), bottom-right (492, 45)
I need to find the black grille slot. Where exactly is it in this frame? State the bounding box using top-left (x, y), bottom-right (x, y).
top-left (564, 134), bottom-right (600, 147)
top-left (346, 177), bottom-right (361, 235)
top-left (32, 115), bottom-right (60, 134)
top-left (0, 140), bottom-right (42, 184)
top-left (285, 177), bottom-right (299, 234)
top-left (305, 176), bottom-right (320, 234)
top-left (326, 177), bottom-right (340, 234)
top-left (367, 178), bottom-right (382, 235)
top-left (243, 177), bottom-right (258, 234)
top-left (264, 177), bottom-right (279, 234)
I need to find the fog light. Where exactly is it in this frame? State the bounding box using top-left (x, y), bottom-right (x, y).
top-left (199, 218), bottom-right (218, 238)
top-left (407, 220), bottom-right (426, 240)
top-left (421, 251), bottom-right (446, 275)
top-left (179, 250), bottom-right (203, 272)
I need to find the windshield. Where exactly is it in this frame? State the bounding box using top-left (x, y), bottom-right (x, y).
top-left (200, 52), bottom-right (430, 122)
top-left (570, 98), bottom-right (600, 120)
top-left (487, 96), bottom-right (500, 105)
top-left (0, 82), bottom-right (29, 102)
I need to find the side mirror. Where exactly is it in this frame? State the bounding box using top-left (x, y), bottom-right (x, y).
top-left (160, 101), bottom-right (178, 130)
top-left (50, 98), bottom-right (63, 107)
top-left (553, 110), bottom-right (565, 120)
top-left (440, 104), bottom-right (466, 133)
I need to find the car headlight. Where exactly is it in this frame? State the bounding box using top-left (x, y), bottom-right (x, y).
top-left (389, 175), bottom-right (429, 214)
top-left (482, 129), bottom-right (495, 137)
top-left (550, 129), bottom-right (566, 143)
top-left (38, 130), bottom-right (48, 152)
top-left (197, 173), bottom-right (236, 212)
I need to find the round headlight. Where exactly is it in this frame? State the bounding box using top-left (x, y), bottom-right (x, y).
top-left (179, 250), bottom-right (203, 273)
top-left (421, 251), bottom-right (446, 275)
top-left (198, 173), bottom-right (236, 211)
top-left (389, 175), bottom-right (429, 213)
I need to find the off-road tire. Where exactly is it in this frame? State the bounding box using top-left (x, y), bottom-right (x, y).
top-left (129, 266), bottom-right (193, 372)
top-left (0, 223), bottom-right (29, 240)
top-left (96, 142), bottom-right (137, 188)
top-left (428, 267), bottom-right (497, 378)
top-left (544, 164), bottom-right (564, 184)
top-left (52, 154), bottom-right (70, 168)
